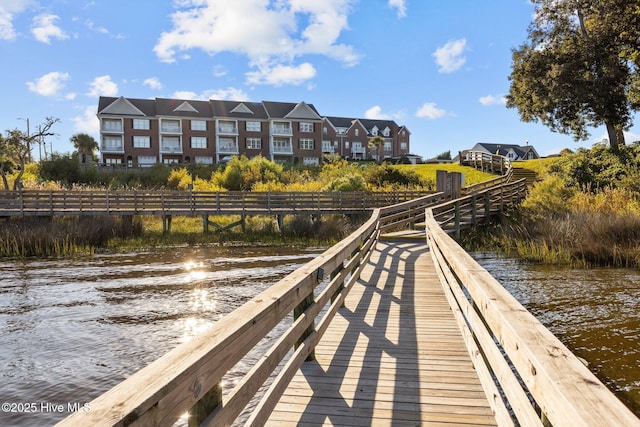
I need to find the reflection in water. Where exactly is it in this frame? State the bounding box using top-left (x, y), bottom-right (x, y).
top-left (472, 252), bottom-right (640, 417)
top-left (0, 246), bottom-right (322, 427)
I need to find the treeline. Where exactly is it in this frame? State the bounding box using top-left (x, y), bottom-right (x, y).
top-left (30, 154), bottom-right (429, 192)
top-left (467, 144), bottom-right (640, 267)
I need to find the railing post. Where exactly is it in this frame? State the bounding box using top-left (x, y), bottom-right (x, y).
top-left (294, 291), bottom-right (316, 361)
top-left (484, 191), bottom-right (491, 224)
top-left (471, 194), bottom-right (477, 225)
top-left (188, 382), bottom-right (222, 427)
top-left (454, 200), bottom-right (461, 239)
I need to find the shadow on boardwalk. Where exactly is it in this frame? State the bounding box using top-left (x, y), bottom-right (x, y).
top-left (267, 240), bottom-right (496, 426)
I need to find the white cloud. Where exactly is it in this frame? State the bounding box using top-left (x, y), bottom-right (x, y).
top-left (246, 63), bottom-right (316, 86)
top-left (31, 14), bottom-right (69, 44)
top-left (72, 105), bottom-right (100, 134)
top-left (416, 102), bottom-right (446, 120)
top-left (153, 0), bottom-right (360, 86)
top-left (479, 94), bottom-right (506, 106)
top-left (172, 87), bottom-right (249, 101)
top-left (432, 38), bottom-right (467, 73)
top-left (26, 71), bottom-right (70, 96)
top-left (87, 75), bottom-right (118, 97)
top-left (143, 77), bottom-right (163, 90)
top-left (388, 0), bottom-right (407, 18)
top-left (0, 0), bottom-right (32, 40)
top-left (365, 105), bottom-right (391, 120)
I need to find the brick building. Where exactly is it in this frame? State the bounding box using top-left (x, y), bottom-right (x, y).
top-left (97, 96), bottom-right (410, 167)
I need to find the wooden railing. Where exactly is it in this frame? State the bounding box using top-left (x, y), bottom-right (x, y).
top-left (55, 193), bottom-right (444, 427)
top-left (461, 151), bottom-right (514, 193)
top-left (0, 190), bottom-right (432, 217)
top-left (433, 178), bottom-right (527, 237)
top-left (425, 184), bottom-right (640, 426)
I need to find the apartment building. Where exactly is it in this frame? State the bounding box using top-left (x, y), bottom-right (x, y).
top-left (97, 96), bottom-right (410, 167)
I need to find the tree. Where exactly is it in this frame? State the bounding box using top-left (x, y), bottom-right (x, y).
top-left (436, 150), bottom-right (452, 160)
top-left (507, 0), bottom-right (640, 150)
top-left (0, 117), bottom-right (58, 189)
top-left (71, 133), bottom-right (99, 163)
top-left (368, 136), bottom-right (385, 161)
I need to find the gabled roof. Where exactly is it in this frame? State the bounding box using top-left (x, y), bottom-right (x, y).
top-left (471, 142), bottom-right (539, 159)
top-left (263, 101), bottom-right (321, 120)
top-left (155, 98), bottom-right (212, 118)
top-left (359, 119), bottom-right (398, 136)
top-left (210, 100), bottom-right (268, 119)
top-left (324, 116), bottom-right (355, 129)
top-left (98, 96), bottom-right (155, 116)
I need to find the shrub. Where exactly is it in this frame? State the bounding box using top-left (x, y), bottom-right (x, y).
top-left (522, 175), bottom-right (576, 217)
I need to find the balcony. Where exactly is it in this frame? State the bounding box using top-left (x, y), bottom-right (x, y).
top-left (272, 125), bottom-right (293, 136)
top-left (218, 144), bottom-right (239, 154)
top-left (217, 125), bottom-right (238, 135)
top-left (101, 143), bottom-right (124, 153)
top-left (352, 147), bottom-right (366, 154)
top-left (273, 144), bottom-right (293, 154)
top-left (160, 144), bottom-right (183, 154)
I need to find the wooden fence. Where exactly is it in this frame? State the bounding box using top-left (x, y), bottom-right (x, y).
top-left (0, 190), bottom-right (433, 217)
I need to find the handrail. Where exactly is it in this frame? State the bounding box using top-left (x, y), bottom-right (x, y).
top-left (55, 192), bottom-right (441, 427)
top-left (424, 179), bottom-right (640, 426)
top-left (0, 190), bottom-right (433, 217)
top-left (461, 151), bottom-right (514, 193)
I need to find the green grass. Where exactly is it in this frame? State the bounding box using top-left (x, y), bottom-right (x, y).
top-left (395, 163), bottom-right (497, 186)
top-left (512, 157), bottom-right (561, 175)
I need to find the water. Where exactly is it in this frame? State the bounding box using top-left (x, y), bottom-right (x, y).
top-left (472, 252), bottom-right (640, 417)
top-left (2, 248), bottom-right (639, 425)
top-left (0, 246), bottom-right (323, 427)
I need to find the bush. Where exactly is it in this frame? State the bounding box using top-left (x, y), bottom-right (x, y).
top-left (522, 175), bottom-right (576, 217)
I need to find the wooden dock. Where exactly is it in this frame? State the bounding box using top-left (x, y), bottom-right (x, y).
top-left (266, 240), bottom-right (497, 426)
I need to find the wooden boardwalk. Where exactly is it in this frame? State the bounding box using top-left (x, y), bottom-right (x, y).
top-left (266, 240), bottom-right (497, 426)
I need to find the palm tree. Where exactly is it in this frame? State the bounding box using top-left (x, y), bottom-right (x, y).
top-left (368, 135), bottom-right (385, 162)
top-left (71, 133), bottom-right (99, 163)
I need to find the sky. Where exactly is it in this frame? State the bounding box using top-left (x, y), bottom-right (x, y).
top-left (2, 0), bottom-right (640, 161)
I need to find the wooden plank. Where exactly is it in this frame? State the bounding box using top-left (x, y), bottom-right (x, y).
top-left (266, 240), bottom-right (498, 427)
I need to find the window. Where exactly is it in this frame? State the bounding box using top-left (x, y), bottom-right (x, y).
top-left (191, 137), bottom-right (207, 149)
top-left (103, 136), bottom-right (123, 150)
top-left (400, 142), bottom-right (407, 150)
top-left (384, 142), bottom-right (392, 151)
top-left (322, 140), bottom-right (332, 151)
top-left (246, 121), bottom-right (261, 132)
top-left (133, 136), bottom-right (151, 148)
top-left (218, 120), bottom-right (237, 133)
top-left (246, 138), bottom-right (262, 149)
top-left (104, 158), bottom-right (122, 165)
top-left (191, 120), bottom-right (207, 131)
top-left (133, 119), bottom-right (150, 130)
top-left (299, 138), bottom-right (314, 150)
top-left (137, 156), bottom-right (157, 166)
top-left (345, 141), bottom-right (350, 149)
top-left (300, 122), bottom-right (313, 133)
top-left (161, 136), bottom-right (181, 152)
top-left (163, 158), bottom-right (179, 165)
top-left (303, 157), bottom-right (319, 166)
top-left (383, 128), bottom-right (390, 137)
top-left (355, 129), bottom-right (359, 136)
top-left (402, 130), bottom-right (406, 136)
top-left (273, 138), bottom-right (292, 152)
top-left (161, 119), bottom-right (181, 133)
top-left (195, 156), bottom-right (213, 165)
top-left (218, 137), bottom-right (238, 151)
top-left (323, 126), bottom-right (327, 134)
top-left (102, 119), bottom-right (122, 132)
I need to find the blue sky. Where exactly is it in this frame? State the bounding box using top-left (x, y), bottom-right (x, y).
top-left (2, 0), bottom-right (639, 160)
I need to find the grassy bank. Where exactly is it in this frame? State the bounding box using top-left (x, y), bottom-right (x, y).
top-left (462, 147), bottom-right (640, 268)
top-left (0, 213), bottom-right (364, 258)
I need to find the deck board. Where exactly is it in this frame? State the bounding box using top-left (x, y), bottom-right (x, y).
top-left (265, 240), bottom-right (497, 426)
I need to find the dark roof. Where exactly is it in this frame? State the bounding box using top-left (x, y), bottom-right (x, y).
top-left (155, 98), bottom-right (213, 118)
top-left (324, 116), bottom-right (355, 128)
top-left (98, 96), bottom-right (157, 116)
top-left (262, 101), bottom-right (321, 119)
top-left (359, 119), bottom-right (398, 135)
top-left (210, 100), bottom-right (269, 119)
